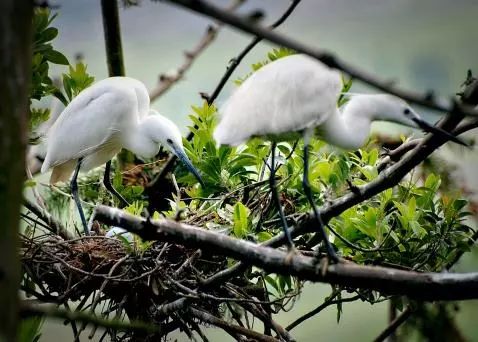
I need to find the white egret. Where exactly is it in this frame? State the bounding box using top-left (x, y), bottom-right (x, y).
top-left (41, 77), bottom-right (204, 236)
top-left (214, 54), bottom-right (466, 263)
top-left (27, 97), bottom-right (65, 173)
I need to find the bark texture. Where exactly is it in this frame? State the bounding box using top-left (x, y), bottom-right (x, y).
top-left (0, 1), bottom-right (33, 341)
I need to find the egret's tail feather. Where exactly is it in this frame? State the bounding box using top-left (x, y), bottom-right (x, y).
top-left (50, 160), bottom-right (76, 184)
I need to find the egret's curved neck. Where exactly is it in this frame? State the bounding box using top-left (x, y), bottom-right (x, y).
top-left (122, 119), bottom-right (159, 159)
top-left (318, 103), bottom-right (372, 150)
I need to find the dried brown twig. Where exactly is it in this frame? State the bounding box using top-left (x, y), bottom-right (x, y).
top-left (149, 0), bottom-right (245, 102)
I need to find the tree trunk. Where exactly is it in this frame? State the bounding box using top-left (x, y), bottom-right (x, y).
top-left (101, 0), bottom-right (133, 167)
top-left (0, 1), bottom-right (33, 341)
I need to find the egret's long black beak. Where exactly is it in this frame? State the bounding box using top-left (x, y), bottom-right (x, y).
top-left (171, 145), bottom-right (205, 187)
top-left (411, 117), bottom-right (469, 147)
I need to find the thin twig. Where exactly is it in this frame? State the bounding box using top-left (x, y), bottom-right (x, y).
top-left (20, 301), bottom-right (159, 334)
top-left (286, 293), bottom-right (360, 331)
top-left (373, 305), bottom-right (414, 342)
top-left (207, 0), bottom-right (302, 105)
top-left (23, 198), bottom-right (74, 240)
top-left (189, 306), bottom-right (279, 342)
top-left (149, 0), bottom-right (245, 102)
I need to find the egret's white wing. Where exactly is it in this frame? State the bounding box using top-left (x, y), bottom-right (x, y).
top-left (214, 54), bottom-right (342, 146)
top-left (42, 82), bottom-right (137, 174)
top-left (99, 77), bottom-right (150, 118)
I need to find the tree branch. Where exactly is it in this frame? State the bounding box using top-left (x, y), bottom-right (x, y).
top-left (163, 0), bottom-right (478, 118)
top-left (373, 305), bottom-right (414, 342)
top-left (189, 306), bottom-right (279, 342)
top-left (206, 0), bottom-right (301, 105)
top-left (286, 293), bottom-right (360, 331)
top-left (149, 0), bottom-right (245, 102)
top-left (93, 205), bottom-right (478, 301)
top-left (22, 198), bottom-right (74, 240)
top-left (101, 0), bottom-right (125, 76)
top-left (19, 301), bottom-right (160, 334)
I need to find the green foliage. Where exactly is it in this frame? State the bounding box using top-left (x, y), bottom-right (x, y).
top-left (232, 201), bottom-right (250, 238)
top-left (31, 9), bottom-right (68, 103)
top-left (29, 107), bottom-right (50, 133)
top-left (62, 63), bottom-right (95, 103)
top-left (180, 102), bottom-right (260, 195)
top-left (112, 169), bottom-right (146, 206)
top-left (18, 316), bottom-right (44, 342)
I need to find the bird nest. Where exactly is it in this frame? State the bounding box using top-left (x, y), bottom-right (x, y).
top-left (20, 231), bottom-right (232, 338)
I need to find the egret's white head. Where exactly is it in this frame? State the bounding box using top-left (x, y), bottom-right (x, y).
top-left (144, 110), bottom-right (204, 186)
top-left (346, 94), bottom-right (467, 146)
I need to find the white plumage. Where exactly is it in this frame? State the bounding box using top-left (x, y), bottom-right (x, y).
top-left (41, 77), bottom-right (201, 185)
top-left (213, 53), bottom-right (466, 262)
top-left (214, 54), bottom-right (341, 146)
top-left (41, 76), bottom-right (203, 236)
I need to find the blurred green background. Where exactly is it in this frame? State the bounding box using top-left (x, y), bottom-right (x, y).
top-left (40, 0), bottom-right (478, 340)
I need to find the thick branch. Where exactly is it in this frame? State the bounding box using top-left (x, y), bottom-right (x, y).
top-left (93, 205), bottom-right (478, 301)
top-left (163, 0), bottom-right (478, 117)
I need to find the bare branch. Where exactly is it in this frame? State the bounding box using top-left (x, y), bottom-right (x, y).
top-left (373, 305), bottom-right (414, 342)
top-left (19, 301), bottom-right (160, 334)
top-left (93, 205), bottom-right (478, 301)
top-left (206, 0), bottom-right (302, 105)
top-left (149, 0), bottom-right (245, 102)
top-left (163, 0), bottom-right (478, 117)
top-left (189, 306), bottom-right (279, 342)
top-left (286, 293), bottom-right (360, 331)
top-left (22, 198), bottom-right (74, 240)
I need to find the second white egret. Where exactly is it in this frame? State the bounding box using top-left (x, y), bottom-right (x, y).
top-left (214, 54), bottom-right (466, 263)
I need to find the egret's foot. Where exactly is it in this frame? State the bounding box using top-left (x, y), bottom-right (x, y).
top-left (284, 246), bottom-right (298, 266)
top-left (346, 179), bottom-right (361, 195)
top-left (314, 251), bottom-right (340, 276)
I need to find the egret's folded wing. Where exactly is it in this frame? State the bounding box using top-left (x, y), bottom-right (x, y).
top-left (214, 54), bottom-right (342, 146)
top-left (41, 84), bottom-right (136, 172)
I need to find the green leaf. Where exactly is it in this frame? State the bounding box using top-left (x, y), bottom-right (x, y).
top-left (39, 27), bottom-right (58, 42)
top-left (232, 202), bottom-right (250, 238)
top-left (45, 49), bottom-right (69, 65)
top-left (257, 231), bottom-right (273, 242)
top-left (18, 316), bottom-right (44, 342)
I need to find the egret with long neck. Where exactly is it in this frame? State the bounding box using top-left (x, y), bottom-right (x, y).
top-left (42, 77), bottom-right (204, 236)
top-left (214, 54), bottom-right (466, 263)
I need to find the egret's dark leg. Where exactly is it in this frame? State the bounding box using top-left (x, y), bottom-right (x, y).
top-left (71, 158), bottom-right (89, 236)
top-left (103, 160), bottom-right (129, 208)
top-left (269, 142), bottom-right (295, 252)
top-left (302, 142), bottom-right (339, 263)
